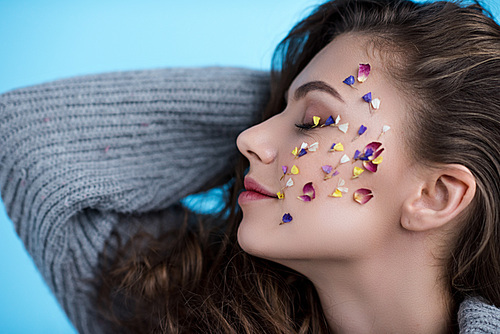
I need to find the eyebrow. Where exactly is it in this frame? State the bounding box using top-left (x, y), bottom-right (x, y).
top-left (293, 80), bottom-right (345, 103)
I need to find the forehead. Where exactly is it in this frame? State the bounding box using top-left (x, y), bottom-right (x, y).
top-left (290, 33), bottom-right (382, 92)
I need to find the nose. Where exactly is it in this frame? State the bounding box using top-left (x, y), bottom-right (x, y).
top-left (236, 118), bottom-right (278, 165)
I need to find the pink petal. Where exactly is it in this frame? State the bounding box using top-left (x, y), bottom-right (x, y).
top-left (298, 195), bottom-right (312, 202)
top-left (371, 148), bottom-right (384, 160)
top-left (364, 141), bottom-right (382, 153)
top-left (353, 188), bottom-right (374, 204)
top-left (358, 64), bottom-right (371, 83)
top-left (302, 182), bottom-right (316, 199)
top-left (363, 161), bottom-right (378, 173)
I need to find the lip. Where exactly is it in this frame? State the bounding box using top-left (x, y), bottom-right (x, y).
top-left (238, 177), bottom-right (278, 204)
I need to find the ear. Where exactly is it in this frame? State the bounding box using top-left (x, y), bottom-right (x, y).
top-left (401, 165), bottom-right (476, 232)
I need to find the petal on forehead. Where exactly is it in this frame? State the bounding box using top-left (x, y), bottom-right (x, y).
top-left (358, 64), bottom-right (371, 83)
top-left (343, 75), bottom-right (356, 86)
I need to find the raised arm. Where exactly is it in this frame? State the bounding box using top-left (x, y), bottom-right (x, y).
top-left (0, 67), bottom-right (269, 333)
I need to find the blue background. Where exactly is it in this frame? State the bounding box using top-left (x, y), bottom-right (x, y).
top-left (0, 0), bottom-right (498, 333)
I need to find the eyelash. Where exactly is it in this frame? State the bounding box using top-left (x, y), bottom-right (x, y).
top-left (295, 122), bottom-right (316, 131)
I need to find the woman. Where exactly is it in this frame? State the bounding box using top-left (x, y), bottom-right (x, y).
top-left (1, 0), bottom-right (499, 333)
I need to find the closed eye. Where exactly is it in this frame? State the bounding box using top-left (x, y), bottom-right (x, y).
top-left (295, 122), bottom-right (316, 131)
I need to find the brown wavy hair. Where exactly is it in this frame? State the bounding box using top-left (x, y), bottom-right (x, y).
top-left (97, 0), bottom-right (500, 332)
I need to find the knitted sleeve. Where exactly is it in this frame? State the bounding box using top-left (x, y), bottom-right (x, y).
top-left (458, 296), bottom-right (500, 333)
top-left (0, 67), bottom-right (270, 333)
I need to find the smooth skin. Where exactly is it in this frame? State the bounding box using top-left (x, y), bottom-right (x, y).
top-left (237, 33), bottom-right (476, 333)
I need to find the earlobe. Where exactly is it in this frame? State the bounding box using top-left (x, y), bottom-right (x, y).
top-left (401, 165), bottom-right (476, 232)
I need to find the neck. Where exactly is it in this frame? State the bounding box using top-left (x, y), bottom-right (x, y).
top-left (287, 235), bottom-right (453, 333)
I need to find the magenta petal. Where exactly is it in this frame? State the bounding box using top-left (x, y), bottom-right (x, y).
top-left (282, 166), bottom-right (288, 174)
top-left (358, 64), bottom-right (371, 82)
top-left (371, 148), bottom-right (384, 160)
top-left (354, 188), bottom-right (374, 204)
top-left (364, 141), bottom-right (382, 153)
top-left (298, 195), bottom-right (312, 202)
top-left (363, 161), bottom-right (378, 172)
top-left (302, 182), bottom-right (316, 199)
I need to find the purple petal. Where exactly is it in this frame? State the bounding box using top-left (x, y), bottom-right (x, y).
top-left (282, 166), bottom-right (288, 174)
top-left (353, 150), bottom-right (361, 160)
top-left (354, 188), bottom-right (374, 204)
top-left (302, 182), bottom-right (316, 199)
top-left (343, 75), bottom-right (355, 86)
top-left (332, 170), bottom-right (340, 177)
top-left (324, 115), bottom-right (335, 126)
top-left (358, 64), bottom-right (371, 83)
top-left (362, 92), bottom-right (372, 103)
top-left (363, 161), bottom-right (378, 173)
top-left (298, 148), bottom-right (308, 157)
top-left (322, 165), bottom-right (333, 174)
top-left (358, 125), bottom-right (367, 136)
top-left (364, 148), bottom-right (374, 159)
top-left (282, 213), bottom-right (293, 223)
top-left (298, 195), bottom-right (312, 202)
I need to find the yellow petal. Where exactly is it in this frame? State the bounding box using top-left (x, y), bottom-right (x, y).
top-left (353, 166), bottom-right (364, 178)
top-left (291, 165), bottom-right (299, 174)
top-left (313, 116), bottom-right (321, 127)
top-left (277, 191), bottom-right (284, 199)
top-left (291, 147), bottom-right (298, 156)
top-left (372, 156), bottom-right (383, 164)
top-left (329, 189), bottom-right (343, 197)
top-left (334, 142), bottom-right (344, 151)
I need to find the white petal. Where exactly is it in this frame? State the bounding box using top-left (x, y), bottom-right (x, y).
top-left (286, 178), bottom-right (294, 187)
top-left (338, 123), bottom-right (349, 134)
top-left (382, 125), bottom-right (391, 133)
top-left (371, 98), bottom-right (381, 110)
top-left (338, 178), bottom-right (346, 187)
top-left (338, 187), bottom-right (349, 193)
top-left (308, 142), bottom-right (319, 151)
top-left (340, 154), bottom-right (350, 164)
top-left (300, 142), bottom-right (308, 150)
top-left (335, 115), bottom-right (341, 125)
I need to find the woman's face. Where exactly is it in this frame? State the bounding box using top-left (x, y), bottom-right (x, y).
top-left (236, 33), bottom-right (418, 267)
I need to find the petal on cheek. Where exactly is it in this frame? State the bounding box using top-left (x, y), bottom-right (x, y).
top-left (353, 188), bottom-right (374, 204)
top-left (280, 213), bottom-right (293, 225)
top-left (298, 182), bottom-right (316, 201)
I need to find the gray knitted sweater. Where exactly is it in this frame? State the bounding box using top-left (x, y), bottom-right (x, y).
top-left (0, 67), bottom-right (498, 333)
